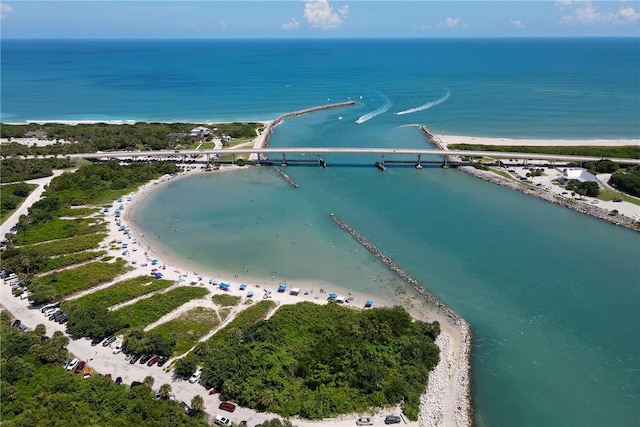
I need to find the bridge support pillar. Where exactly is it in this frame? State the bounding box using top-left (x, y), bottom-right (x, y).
top-left (416, 154), bottom-right (422, 169)
top-left (281, 153), bottom-right (287, 167)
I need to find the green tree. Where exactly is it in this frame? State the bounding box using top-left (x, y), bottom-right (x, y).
top-left (190, 395), bottom-right (204, 412)
top-left (174, 354), bottom-right (197, 379)
top-left (158, 383), bottom-right (172, 399)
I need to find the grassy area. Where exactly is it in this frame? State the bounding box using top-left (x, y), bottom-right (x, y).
top-left (38, 258), bottom-right (130, 296)
top-left (150, 307), bottom-right (220, 355)
top-left (19, 233), bottom-right (107, 256)
top-left (112, 286), bottom-right (209, 330)
top-left (13, 218), bottom-right (107, 245)
top-left (202, 300), bottom-right (276, 351)
top-left (211, 294), bottom-right (242, 307)
top-left (598, 187), bottom-right (640, 206)
top-left (41, 251), bottom-right (106, 272)
top-left (0, 182), bottom-right (38, 224)
top-left (67, 275), bottom-right (175, 309)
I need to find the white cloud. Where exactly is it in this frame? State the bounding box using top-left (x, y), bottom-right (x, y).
top-left (445, 17), bottom-right (461, 28)
top-left (281, 18), bottom-right (300, 31)
top-left (1, 3), bottom-right (13, 20)
top-left (304, 0), bottom-right (348, 30)
top-left (510, 19), bottom-right (526, 29)
top-left (558, 0), bottom-right (640, 25)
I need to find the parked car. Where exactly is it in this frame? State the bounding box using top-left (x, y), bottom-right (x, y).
top-left (129, 354), bottom-right (142, 364)
top-left (384, 415), bottom-right (401, 425)
top-left (113, 342), bottom-right (123, 354)
top-left (181, 401), bottom-right (193, 416)
top-left (147, 355), bottom-right (161, 366)
top-left (115, 376), bottom-right (123, 385)
top-left (90, 337), bottom-right (103, 346)
top-left (41, 303), bottom-right (59, 313)
top-left (189, 368), bottom-right (202, 384)
top-left (218, 401), bottom-right (236, 412)
top-left (356, 417), bottom-right (374, 426)
top-left (124, 353), bottom-right (134, 362)
top-left (102, 335), bottom-right (117, 347)
top-left (139, 354), bottom-right (152, 364)
top-left (56, 313), bottom-right (68, 324)
top-left (214, 415), bottom-right (231, 426)
top-left (62, 358), bottom-right (72, 369)
top-left (156, 356), bottom-right (169, 367)
top-left (43, 307), bottom-right (58, 316)
top-left (66, 358), bottom-right (79, 371)
top-left (11, 319), bottom-right (21, 328)
top-left (74, 361), bottom-right (86, 374)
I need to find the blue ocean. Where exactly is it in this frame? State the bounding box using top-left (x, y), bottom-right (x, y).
top-left (2, 38), bottom-right (640, 426)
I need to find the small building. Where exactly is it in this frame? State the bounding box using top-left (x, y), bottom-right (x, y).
top-left (24, 131), bottom-right (47, 139)
top-left (189, 127), bottom-right (212, 138)
top-left (559, 168), bottom-right (603, 189)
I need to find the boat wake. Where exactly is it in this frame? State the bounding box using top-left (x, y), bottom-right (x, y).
top-left (395, 90), bottom-right (450, 116)
top-left (356, 95), bottom-right (392, 124)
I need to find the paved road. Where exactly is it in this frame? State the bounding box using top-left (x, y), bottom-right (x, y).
top-left (0, 170), bottom-right (65, 237)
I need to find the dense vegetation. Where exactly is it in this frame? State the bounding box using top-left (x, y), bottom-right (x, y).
top-left (610, 165), bottom-right (640, 197)
top-left (0, 182), bottom-right (37, 222)
top-left (0, 122), bottom-right (263, 155)
top-left (198, 302), bottom-right (440, 421)
top-left (449, 143), bottom-right (640, 159)
top-left (0, 157), bottom-right (74, 183)
top-left (0, 312), bottom-right (209, 427)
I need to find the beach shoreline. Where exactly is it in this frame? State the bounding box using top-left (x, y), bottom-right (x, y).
top-left (438, 134), bottom-right (640, 147)
top-left (117, 162), bottom-right (471, 427)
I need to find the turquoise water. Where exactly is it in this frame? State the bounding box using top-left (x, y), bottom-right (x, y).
top-left (3, 38), bottom-right (640, 426)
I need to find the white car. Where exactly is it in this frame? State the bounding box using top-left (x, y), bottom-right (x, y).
top-left (66, 358), bottom-right (79, 371)
top-left (188, 368), bottom-right (202, 384)
top-left (43, 307), bottom-right (58, 316)
top-left (214, 415), bottom-right (232, 426)
top-left (112, 342), bottom-right (123, 354)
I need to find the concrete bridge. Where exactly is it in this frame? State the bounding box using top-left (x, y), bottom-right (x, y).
top-left (72, 147), bottom-right (640, 168)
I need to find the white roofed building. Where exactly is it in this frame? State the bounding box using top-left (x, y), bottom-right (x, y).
top-left (560, 168), bottom-right (603, 188)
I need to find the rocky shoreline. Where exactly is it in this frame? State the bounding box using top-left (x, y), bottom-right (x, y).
top-left (459, 166), bottom-right (640, 232)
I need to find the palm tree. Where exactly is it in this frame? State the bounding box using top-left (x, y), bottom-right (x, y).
top-left (143, 375), bottom-right (155, 390)
top-left (190, 395), bottom-right (204, 412)
top-left (158, 383), bottom-right (172, 399)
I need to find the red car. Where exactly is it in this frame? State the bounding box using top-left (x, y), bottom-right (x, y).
top-left (74, 361), bottom-right (86, 374)
top-left (147, 355), bottom-right (161, 366)
top-left (218, 401), bottom-right (236, 412)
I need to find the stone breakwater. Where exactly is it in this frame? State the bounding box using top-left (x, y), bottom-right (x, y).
top-left (329, 213), bottom-right (472, 427)
top-left (459, 166), bottom-right (640, 232)
top-left (272, 166), bottom-right (299, 188)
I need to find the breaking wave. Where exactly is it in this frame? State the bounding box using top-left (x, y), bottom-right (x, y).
top-left (356, 95), bottom-right (392, 124)
top-left (395, 90), bottom-right (450, 116)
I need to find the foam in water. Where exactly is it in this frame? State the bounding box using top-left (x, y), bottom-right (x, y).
top-left (395, 90), bottom-right (451, 116)
top-left (356, 94), bottom-right (392, 124)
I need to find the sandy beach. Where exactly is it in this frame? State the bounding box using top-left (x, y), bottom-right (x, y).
top-left (120, 167), bottom-right (471, 426)
top-left (1, 161), bottom-right (471, 426)
top-left (438, 134), bottom-right (640, 147)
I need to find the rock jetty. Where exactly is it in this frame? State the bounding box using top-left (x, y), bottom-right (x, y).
top-left (329, 213), bottom-right (472, 427)
top-left (272, 166), bottom-right (299, 188)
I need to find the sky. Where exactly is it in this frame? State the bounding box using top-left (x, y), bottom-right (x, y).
top-left (1, 0), bottom-right (639, 38)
